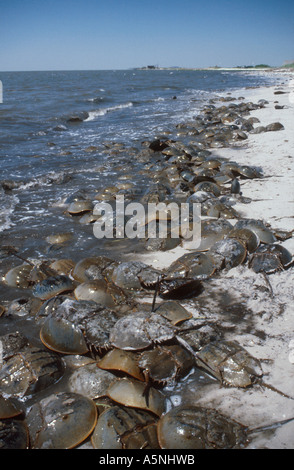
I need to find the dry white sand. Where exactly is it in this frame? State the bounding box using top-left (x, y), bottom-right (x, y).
top-left (129, 70), bottom-right (294, 449)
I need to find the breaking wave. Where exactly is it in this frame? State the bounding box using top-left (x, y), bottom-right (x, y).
top-left (85, 102), bottom-right (134, 121)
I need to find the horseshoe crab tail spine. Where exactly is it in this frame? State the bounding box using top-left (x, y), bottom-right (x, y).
top-left (262, 272), bottom-right (274, 297)
top-left (175, 334), bottom-right (198, 358)
top-left (151, 276), bottom-right (161, 312)
top-left (10, 250), bottom-right (35, 267)
top-left (258, 380), bottom-right (294, 401)
top-left (248, 416), bottom-right (294, 435)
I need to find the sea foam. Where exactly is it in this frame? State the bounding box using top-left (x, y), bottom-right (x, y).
top-left (85, 102), bottom-right (133, 121)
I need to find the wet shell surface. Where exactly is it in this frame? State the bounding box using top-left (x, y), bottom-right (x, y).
top-left (74, 279), bottom-right (124, 308)
top-left (45, 232), bottom-right (73, 245)
top-left (0, 396), bottom-right (23, 419)
top-left (210, 238), bottom-right (247, 269)
top-left (40, 316), bottom-right (89, 355)
top-left (109, 311), bottom-right (175, 351)
top-left (107, 377), bottom-right (166, 416)
top-left (68, 363), bottom-right (116, 399)
top-left (195, 340), bottom-right (263, 387)
top-left (97, 349), bottom-right (144, 381)
top-left (67, 200), bottom-right (93, 215)
top-left (157, 405), bottom-right (247, 449)
top-left (0, 419), bottom-right (29, 449)
top-left (32, 275), bottom-right (75, 300)
top-left (5, 264), bottom-right (34, 289)
top-left (91, 405), bottom-right (159, 449)
top-left (27, 392), bottom-right (97, 449)
top-left (71, 256), bottom-right (118, 283)
top-left (0, 347), bottom-right (64, 398)
top-left (154, 301), bottom-right (192, 325)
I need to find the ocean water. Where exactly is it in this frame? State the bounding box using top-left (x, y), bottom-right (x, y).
top-left (0, 69), bottom-right (277, 291)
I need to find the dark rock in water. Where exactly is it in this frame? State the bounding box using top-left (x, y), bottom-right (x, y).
top-left (67, 116), bottom-right (83, 123)
top-left (67, 112), bottom-right (89, 123)
top-left (265, 122), bottom-right (284, 132)
top-left (274, 90), bottom-right (287, 95)
top-left (1, 180), bottom-right (23, 191)
top-left (149, 139), bottom-right (169, 152)
top-left (275, 105), bottom-right (285, 110)
top-left (53, 125), bottom-right (67, 132)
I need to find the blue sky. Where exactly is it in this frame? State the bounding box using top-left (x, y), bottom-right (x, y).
top-left (1, 0), bottom-right (294, 70)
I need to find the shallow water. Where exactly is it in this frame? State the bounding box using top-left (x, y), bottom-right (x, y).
top-left (0, 70), bottom-right (278, 267)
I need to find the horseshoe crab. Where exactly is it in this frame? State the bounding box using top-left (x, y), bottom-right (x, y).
top-left (111, 261), bottom-right (162, 291)
top-left (109, 311), bottom-right (175, 351)
top-left (74, 279), bottom-right (127, 308)
top-left (49, 259), bottom-right (75, 276)
top-left (4, 263), bottom-right (35, 289)
top-left (107, 377), bottom-right (166, 416)
top-left (45, 232), bottom-right (73, 245)
top-left (0, 419), bottom-right (29, 449)
top-left (249, 244), bottom-right (293, 274)
top-left (209, 238), bottom-right (247, 269)
top-left (27, 392), bottom-right (97, 449)
top-left (194, 181), bottom-right (222, 197)
top-left (157, 405), bottom-right (248, 449)
top-left (195, 340), bottom-right (262, 388)
top-left (0, 396), bottom-right (23, 420)
top-left (0, 346), bottom-right (64, 399)
top-left (68, 362), bottom-right (117, 399)
top-left (227, 227), bottom-right (260, 253)
top-left (32, 275), bottom-right (75, 300)
top-left (166, 252), bottom-right (219, 280)
top-left (138, 344), bottom-right (194, 386)
top-left (91, 405), bottom-right (159, 449)
top-left (140, 275), bottom-right (204, 300)
top-left (139, 251), bottom-right (220, 300)
top-left (234, 219), bottom-right (277, 244)
top-left (203, 199), bottom-right (240, 219)
top-left (193, 219), bottom-right (234, 252)
top-left (157, 405), bottom-right (294, 449)
top-left (38, 297), bottom-right (123, 354)
top-left (40, 317), bottom-right (89, 355)
top-left (98, 349), bottom-right (144, 381)
top-left (71, 256), bottom-right (118, 283)
top-left (67, 200), bottom-right (93, 215)
top-left (154, 300), bottom-right (192, 325)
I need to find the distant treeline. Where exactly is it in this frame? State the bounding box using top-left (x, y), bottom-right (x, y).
top-left (235, 64), bottom-right (272, 69)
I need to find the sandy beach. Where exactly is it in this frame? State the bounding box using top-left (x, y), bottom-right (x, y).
top-left (129, 70), bottom-right (294, 449)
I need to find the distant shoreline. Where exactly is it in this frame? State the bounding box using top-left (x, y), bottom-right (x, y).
top-left (136, 66), bottom-right (294, 72)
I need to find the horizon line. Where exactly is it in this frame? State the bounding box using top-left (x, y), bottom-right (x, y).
top-left (0, 64), bottom-right (287, 74)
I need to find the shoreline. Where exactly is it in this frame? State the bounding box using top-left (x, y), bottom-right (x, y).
top-left (131, 71), bottom-right (294, 448)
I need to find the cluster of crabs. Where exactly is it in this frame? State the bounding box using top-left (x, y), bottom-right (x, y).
top-left (0, 94), bottom-right (293, 449)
